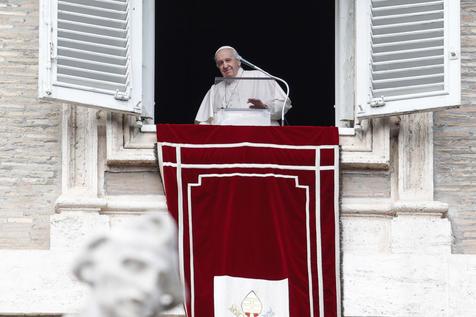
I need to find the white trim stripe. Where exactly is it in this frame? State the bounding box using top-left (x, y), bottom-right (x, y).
top-left (175, 147), bottom-right (189, 317)
top-left (315, 149), bottom-right (325, 317)
top-left (159, 141), bottom-right (338, 151)
top-left (161, 162), bottom-right (336, 171)
top-left (186, 183), bottom-right (196, 317)
top-left (157, 144), bottom-right (166, 195)
top-left (334, 147), bottom-right (342, 317)
top-left (187, 173), bottom-right (314, 317)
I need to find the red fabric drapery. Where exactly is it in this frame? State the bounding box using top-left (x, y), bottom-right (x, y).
top-left (157, 124), bottom-right (340, 317)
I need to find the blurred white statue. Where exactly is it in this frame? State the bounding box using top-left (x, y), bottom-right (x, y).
top-left (72, 213), bottom-right (182, 317)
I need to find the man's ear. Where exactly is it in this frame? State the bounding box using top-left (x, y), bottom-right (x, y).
top-left (72, 236), bottom-right (109, 286)
top-left (73, 259), bottom-right (97, 286)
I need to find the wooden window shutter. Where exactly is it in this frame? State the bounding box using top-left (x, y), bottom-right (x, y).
top-left (39, 0), bottom-right (142, 114)
top-left (355, 0), bottom-right (460, 118)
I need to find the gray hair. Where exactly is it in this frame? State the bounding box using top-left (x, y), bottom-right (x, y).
top-left (214, 45), bottom-right (240, 62)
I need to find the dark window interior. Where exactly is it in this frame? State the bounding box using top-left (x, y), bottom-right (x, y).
top-left (155, 0), bottom-right (334, 126)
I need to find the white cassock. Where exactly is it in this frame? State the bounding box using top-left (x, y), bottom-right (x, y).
top-left (195, 68), bottom-right (292, 125)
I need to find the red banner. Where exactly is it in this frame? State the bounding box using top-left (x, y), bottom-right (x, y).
top-left (157, 124), bottom-right (340, 317)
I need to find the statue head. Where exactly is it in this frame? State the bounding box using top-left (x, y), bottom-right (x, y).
top-left (73, 213), bottom-right (182, 317)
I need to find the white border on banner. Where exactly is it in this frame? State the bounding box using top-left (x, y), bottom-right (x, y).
top-left (162, 162), bottom-right (335, 171)
top-left (174, 146), bottom-right (189, 317)
top-left (334, 146), bottom-right (342, 317)
top-left (158, 141), bottom-right (337, 150)
top-left (315, 149), bottom-right (325, 317)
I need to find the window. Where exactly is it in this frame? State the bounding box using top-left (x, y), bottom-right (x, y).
top-left (39, 0), bottom-right (460, 126)
top-left (154, 1), bottom-right (335, 126)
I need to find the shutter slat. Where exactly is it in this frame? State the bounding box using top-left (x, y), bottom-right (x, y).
top-left (58, 29), bottom-right (127, 47)
top-left (58, 20), bottom-right (127, 38)
top-left (369, 0), bottom-right (446, 100)
top-left (373, 1), bottom-right (443, 15)
top-left (58, 47), bottom-right (127, 65)
top-left (58, 1), bottom-right (127, 20)
top-left (57, 74), bottom-right (127, 93)
top-left (61, 0), bottom-right (127, 11)
top-left (372, 73), bottom-right (443, 89)
top-left (373, 28), bottom-right (443, 44)
top-left (373, 37), bottom-right (443, 53)
top-left (372, 19), bottom-right (444, 35)
top-left (58, 65), bottom-right (127, 84)
top-left (373, 55), bottom-right (444, 71)
top-left (372, 10), bottom-right (443, 26)
top-left (372, 46), bottom-right (443, 62)
top-left (372, 83), bottom-right (444, 97)
top-left (58, 38), bottom-right (128, 57)
top-left (58, 10), bottom-right (127, 29)
top-left (372, 0), bottom-right (438, 8)
top-left (372, 64), bottom-right (443, 80)
top-left (58, 56), bottom-right (127, 75)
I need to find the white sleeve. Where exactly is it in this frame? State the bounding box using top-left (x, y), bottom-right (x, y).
top-left (195, 86), bottom-right (215, 123)
top-left (264, 81), bottom-right (292, 121)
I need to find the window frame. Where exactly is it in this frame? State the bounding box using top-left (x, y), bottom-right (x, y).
top-left (108, 0), bottom-right (392, 168)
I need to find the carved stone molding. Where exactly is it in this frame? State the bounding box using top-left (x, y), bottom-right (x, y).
top-left (56, 105), bottom-right (104, 212)
top-left (341, 197), bottom-right (449, 218)
top-left (106, 113), bottom-right (156, 166)
top-left (397, 112), bottom-right (434, 201)
top-left (55, 107), bottom-right (166, 213)
top-left (340, 118), bottom-right (391, 169)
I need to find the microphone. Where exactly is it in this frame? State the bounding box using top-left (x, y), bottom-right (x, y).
top-left (238, 56), bottom-right (290, 126)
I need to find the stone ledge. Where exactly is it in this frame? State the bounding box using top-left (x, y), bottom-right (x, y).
top-left (342, 198), bottom-right (449, 218)
top-left (393, 200), bottom-right (449, 217)
top-left (103, 195), bottom-right (168, 212)
top-left (55, 195), bottom-right (168, 213)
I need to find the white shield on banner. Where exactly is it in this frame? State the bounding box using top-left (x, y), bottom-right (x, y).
top-left (214, 275), bottom-right (290, 317)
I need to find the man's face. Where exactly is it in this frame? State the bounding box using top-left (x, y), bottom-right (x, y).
top-left (92, 241), bottom-right (170, 317)
top-left (215, 49), bottom-right (240, 78)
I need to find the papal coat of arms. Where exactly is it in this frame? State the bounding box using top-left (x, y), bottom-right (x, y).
top-left (228, 291), bottom-right (275, 317)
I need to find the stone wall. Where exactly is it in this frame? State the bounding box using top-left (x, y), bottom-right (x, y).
top-left (434, 0), bottom-right (476, 254)
top-left (0, 0), bottom-right (61, 249)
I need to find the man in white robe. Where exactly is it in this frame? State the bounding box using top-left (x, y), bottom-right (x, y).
top-left (195, 46), bottom-right (292, 125)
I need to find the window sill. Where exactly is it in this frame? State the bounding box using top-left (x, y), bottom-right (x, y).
top-left (140, 124), bottom-right (156, 133)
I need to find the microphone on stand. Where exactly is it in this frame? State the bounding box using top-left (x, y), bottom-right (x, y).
top-left (238, 56), bottom-right (290, 126)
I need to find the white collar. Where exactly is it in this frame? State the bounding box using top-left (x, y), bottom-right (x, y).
top-left (223, 68), bottom-right (244, 85)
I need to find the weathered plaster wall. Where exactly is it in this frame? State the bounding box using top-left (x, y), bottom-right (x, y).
top-left (0, 0), bottom-right (60, 249)
top-left (434, 0), bottom-right (476, 253)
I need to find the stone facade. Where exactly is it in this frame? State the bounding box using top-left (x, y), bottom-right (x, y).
top-left (434, 0), bottom-right (476, 254)
top-left (0, 0), bottom-right (60, 249)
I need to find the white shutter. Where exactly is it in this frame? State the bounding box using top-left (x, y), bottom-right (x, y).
top-left (355, 0), bottom-right (460, 118)
top-left (39, 0), bottom-right (142, 114)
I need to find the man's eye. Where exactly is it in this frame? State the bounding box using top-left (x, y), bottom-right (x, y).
top-left (122, 258), bottom-right (148, 272)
